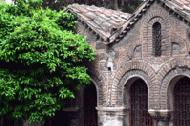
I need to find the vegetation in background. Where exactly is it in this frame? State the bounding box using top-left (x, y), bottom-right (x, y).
top-left (43, 0), bottom-right (143, 13)
top-left (1, 0), bottom-right (143, 13)
top-left (0, 0), bottom-right (95, 124)
top-left (0, 0), bottom-right (5, 3)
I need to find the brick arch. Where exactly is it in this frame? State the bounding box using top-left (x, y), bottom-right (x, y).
top-left (158, 58), bottom-right (190, 110)
top-left (88, 70), bottom-right (105, 106)
top-left (170, 33), bottom-right (187, 55)
top-left (119, 70), bottom-right (155, 110)
top-left (142, 2), bottom-right (170, 25)
top-left (111, 61), bottom-right (157, 108)
top-left (147, 17), bottom-right (168, 56)
top-left (142, 4), bottom-right (170, 57)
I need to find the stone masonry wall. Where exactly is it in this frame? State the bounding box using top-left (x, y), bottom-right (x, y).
top-left (108, 1), bottom-right (190, 110)
top-left (76, 1), bottom-right (190, 125)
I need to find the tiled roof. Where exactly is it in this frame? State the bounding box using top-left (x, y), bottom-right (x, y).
top-left (173, 0), bottom-right (190, 10)
top-left (164, 0), bottom-right (190, 17)
top-left (67, 4), bottom-right (131, 41)
top-left (68, 0), bottom-right (190, 44)
top-left (111, 0), bottom-right (190, 44)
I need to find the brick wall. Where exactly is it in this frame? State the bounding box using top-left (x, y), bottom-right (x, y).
top-left (77, 0), bottom-right (190, 111)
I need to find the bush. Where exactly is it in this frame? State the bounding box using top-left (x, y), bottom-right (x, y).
top-left (0, 0), bottom-right (95, 124)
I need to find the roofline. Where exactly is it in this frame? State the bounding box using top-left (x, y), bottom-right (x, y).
top-left (67, 4), bottom-right (131, 43)
top-left (108, 0), bottom-right (190, 45)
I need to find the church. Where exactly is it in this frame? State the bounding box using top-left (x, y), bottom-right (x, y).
top-left (66, 0), bottom-right (190, 126)
top-left (1, 0), bottom-right (190, 126)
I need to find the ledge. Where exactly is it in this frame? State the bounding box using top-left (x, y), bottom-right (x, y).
top-left (96, 106), bottom-right (127, 112)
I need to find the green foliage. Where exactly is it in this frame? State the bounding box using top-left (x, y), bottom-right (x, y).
top-left (0, 0), bottom-right (5, 3)
top-left (124, 0), bottom-right (143, 13)
top-left (0, 0), bottom-right (95, 124)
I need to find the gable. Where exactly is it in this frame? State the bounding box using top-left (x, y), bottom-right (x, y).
top-left (68, 0), bottom-right (190, 45)
top-left (110, 0), bottom-right (190, 45)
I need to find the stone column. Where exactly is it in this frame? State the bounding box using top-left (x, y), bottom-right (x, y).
top-left (96, 106), bottom-right (126, 126)
top-left (148, 110), bottom-right (170, 126)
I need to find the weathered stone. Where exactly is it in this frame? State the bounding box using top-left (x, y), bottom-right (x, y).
top-left (66, 0), bottom-right (190, 126)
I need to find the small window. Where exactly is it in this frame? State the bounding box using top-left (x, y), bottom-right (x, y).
top-left (152, 22), bottom-right (162, 57)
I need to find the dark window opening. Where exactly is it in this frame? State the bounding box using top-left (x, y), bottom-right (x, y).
top-left (173, 77), bottom-right (190, 126)
top-left (152, 22), bottom-right (162, 57)
top-left (84, 84), bottom-right (97, 126)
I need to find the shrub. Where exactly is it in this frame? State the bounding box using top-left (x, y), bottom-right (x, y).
top-left (0, 0), bottom-right (95, 124)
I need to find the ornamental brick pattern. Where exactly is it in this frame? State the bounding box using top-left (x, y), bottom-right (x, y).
top-left (68, 0), bottom-right (190, 126)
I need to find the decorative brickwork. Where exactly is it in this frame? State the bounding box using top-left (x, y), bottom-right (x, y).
top-left (68, 0), bottom-right (190, 126)
top-left (159, 59), bottom-right (190, 110)
top-left (112, 61), bottom-right (156, 108)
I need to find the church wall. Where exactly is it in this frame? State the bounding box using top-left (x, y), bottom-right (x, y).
top-left (72, 1), bottom-right (190, 126)
top-left (110, 1), bottom-right (190, 111)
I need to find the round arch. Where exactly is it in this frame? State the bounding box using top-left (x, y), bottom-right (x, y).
top-left (122, 75), bottom-right (154, 126)
top-left (167, 75), bottom-right (190, 111)
top-left (111, 61), bottom-right (156, 107)
top-left (90, 75), bottom-right (102, 106)
top-left (88, 67), bottom-right (105, 106)
top-left (118, 70), bottom-right (154, 110)
top-left (160, 67), bottom-right (190, 110)
top-left (83, 81), bottom-right (98, 126)
top-left (169, 76), bottom-right (190, 126)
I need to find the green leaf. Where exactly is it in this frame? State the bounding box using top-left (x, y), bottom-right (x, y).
top-left (0, 0), bottom-right (95, 124)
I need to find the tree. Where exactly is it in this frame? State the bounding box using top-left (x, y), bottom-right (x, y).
top-left (43, 0), bottom-right (143, 13)
top-left (113, 0), bottom-right (119, 10)
top-left (0, 0), bottom-right (95, 125)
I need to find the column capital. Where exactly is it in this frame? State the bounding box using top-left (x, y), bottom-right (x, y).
top-left (148, 109), bottom-right (170, 120)
top-left (96, 106), bottom-right (127, 112)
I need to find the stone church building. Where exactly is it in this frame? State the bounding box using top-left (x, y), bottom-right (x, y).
top-left (2, 0), bottom-right (190, 126)
top-left (67, 0), bottom-right (190, 126)
top-left (3, 0), bottom-right (190, 126)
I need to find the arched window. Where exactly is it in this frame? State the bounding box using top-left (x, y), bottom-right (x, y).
top-left (152, 22), bottom-right (162, 56)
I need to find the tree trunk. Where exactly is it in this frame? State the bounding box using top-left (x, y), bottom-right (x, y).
top-left (113, 0), bottom-right (119, 10)
top-left (121, 0), bottom-right (125, 7)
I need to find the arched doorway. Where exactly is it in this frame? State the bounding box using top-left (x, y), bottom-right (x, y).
top-left (173, 77), bottom-right (190, 126)
top-left (44, 83), bottom-right (98, 126)
top-left (129, 79), bottom-right (153, 126)
top-left (44, 84), bottom-right (98, 126)
top-left (84, 83), bottom-right (97, 126)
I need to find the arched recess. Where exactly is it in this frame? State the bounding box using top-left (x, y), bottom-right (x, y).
top-left (167, 75), bottom-right (190, 126)
top-left (90, 78), bottom-right (101, 106)
top-left (112, 61), bottom-right (156, 107)
top-left (170, 34), bottom-right (187, 56)
top-left (44, 80), bottom-right (98, 126)
top-left (160, 67), bottom-right (190, 110)
top-left (119, 70), bottom-right (154, 109)
top-left (144, 16), bottom-right (169, 57)
top-left (123, 77), bottom-right (153, 126)
top-left (157, 58), bottom-right (190, 109)
top-left (88, 69), bottom-right (104, 106)
top-left (82, 76), bottom-right (100, 126)
top-left (83, 82), bottom-right (98, 126)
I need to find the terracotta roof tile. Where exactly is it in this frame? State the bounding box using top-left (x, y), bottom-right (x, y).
top-left (111, 0), bottom-right (190, 44)
top-left (68, 0), bottom-right (190, 44)
top-left (67, 4), bottom-right (131, 41)
top-left (164, 0), bottom-right (190, 14)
